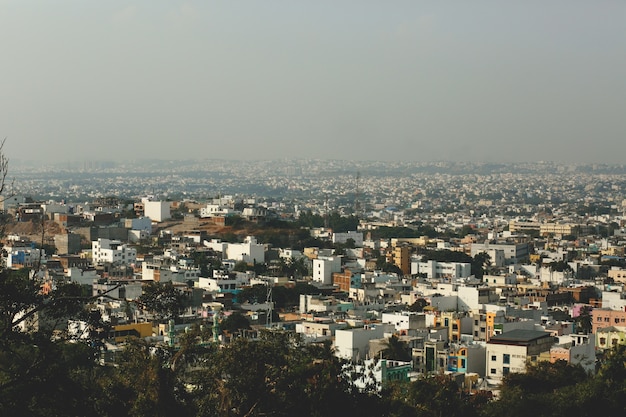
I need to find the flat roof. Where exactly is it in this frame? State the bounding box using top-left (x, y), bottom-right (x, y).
top-left (489, 329), bottom-right (552, 343)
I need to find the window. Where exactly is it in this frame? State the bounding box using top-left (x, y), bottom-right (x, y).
top-left (491, 355), bottom-right (496, 361)
top-left (612, 339), bottom-right (618, 346)
top-left (490, 368), bottom-right (496, 374)
top-left (503, 367), bottom-right (510, 375)
top-left (503, 354), bottom-right (510, 364)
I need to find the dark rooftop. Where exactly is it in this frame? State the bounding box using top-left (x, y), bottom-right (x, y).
top-left (489, 329), bottom-right (552, 343)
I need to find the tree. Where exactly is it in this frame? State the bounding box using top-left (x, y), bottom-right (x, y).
top-left (408, 298), bottom-right (428, 313)
top-left (233, 260), bottom-right (249, 272)
top-left (220, 311), bottom-right (251, 334)
top-left (472, 252), bottom-right (491, 279)
top-left (138, 282), bottom-right (186, 320)
top-left (574, 306), bottom-right (593, 334)
top-left (482, 360), bottom-right (591, 417)
top-left (381, 335), bottom-right (411, 362)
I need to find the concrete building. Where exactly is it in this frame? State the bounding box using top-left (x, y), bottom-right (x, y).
top-left (142, 199), bottom-right (170, 222)
top-left (411, 260), bottom-right (472, 279)
top-left (226, 236), bottom-right (265, 264)
top-left (54, 232), bottom-right (82, 255)
top-left (334, 324), bottom-right (394, 362)
top-left (312, 256), bottom-right (342, 285)
top-left (595, 326), bottom-right (626, 351)
top-left (392, 246), bottom-right (410, 276)
top-left (485, 329), bottom-right (555, 384)
top-left (414, 339), bottom-right (448, 374)
top-left (471, 242), bottom-right (530, 265)
top-left (332, 231), bottom-right (363, 246)
top-left (548, 334), bottom-right (595, 373)
top-left (457, 285), bottom-right (499, 312)
top-left (448, 344), bottom-right (487, 376)
top-left (124, 217), bottom-right (152, 233)
top-left (592, 308), bottom-right (626, 333)
top-left (92, 239), bottom-right (137, 266)
top-left (382, 312), bottom-right (427, 335)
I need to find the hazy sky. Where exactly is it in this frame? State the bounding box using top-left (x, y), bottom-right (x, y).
top-left (1, 1), bottom-right (625, 163)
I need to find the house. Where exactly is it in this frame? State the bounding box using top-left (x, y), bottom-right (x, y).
top-left (595, 326), bottom-right (626, 351)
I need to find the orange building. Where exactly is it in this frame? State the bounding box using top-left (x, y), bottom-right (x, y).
top-left (593, 308), bottom-right (626, 333)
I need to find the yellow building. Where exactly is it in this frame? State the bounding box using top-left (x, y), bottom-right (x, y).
top-left (434, 311), bottom-right (463, 342)
top-left (392, 245), bottom-right (410, 276)
top-left (110, 322), bottom-right (153, 343)
top-left (596, 326), bottom-right (626, 351)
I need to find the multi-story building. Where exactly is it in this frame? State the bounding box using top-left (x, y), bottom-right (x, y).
top-left (312, 256), bottom-right (342, 285)
top-left (434, 311), bottom-right (468, 342)
top-left (54, 232), bottom-right (82, 255)
top-left (142, 199), bottom-right (171, 222)
top-left (332, 231), bottom-right (363, 246)
top-left (411, 260), bottom-right (472, 279)
top-left (472, 310), bottom-right (505, 342)
top-left (225, 236), bottom-right (265, 264)
top-left (595, 326), bottom-right (626, 351)
top-left (392, 246), bottom-right (410, 276)
top-left (448, 344), bottom-right (486, 376)
top-left (592, 308), bottom-right (626, 333)
top-left (382, 311), bottom-right (427, 335)
top-left (471, 241), bottom-right (530, 265)
top-left (91, 238), bottom-right (137, 266)
top-left (334, 324), bottom-right (394, 362)
top-left (413, 339), bottom-right (448, 374)
top-left (485, 329), bottom-right (555, 383)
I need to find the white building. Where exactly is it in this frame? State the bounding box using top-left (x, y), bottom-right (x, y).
top-left (226, 236), bottom-right (265, 264)
top-left (92, 239), bottom-right (137, 266)
top-left (199, 204), bottom-right (236, 218)
top-left (471, 242), bottom-right (530, 265)
top-left (142, 199), bottom-right (171, 222)
top-left (334, 324), bottom-right (394, 362)
top-left (381, 312), bottom-right (427, 334)
top-left (196, 272), bottom-right (250, 293)
top-left (411, 260), bottom-right (472, 279)
top-left (312, 256), bottom-right (342, 285)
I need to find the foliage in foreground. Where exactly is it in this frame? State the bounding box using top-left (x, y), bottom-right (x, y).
top-left (2, 269), bottom-right (626, 416)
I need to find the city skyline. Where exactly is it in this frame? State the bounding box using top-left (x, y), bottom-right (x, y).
top-left (2, 1), bottom-right (625, 163)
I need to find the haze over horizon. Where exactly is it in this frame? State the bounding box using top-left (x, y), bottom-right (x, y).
top-left (2, 1), bottom-right (625, 164)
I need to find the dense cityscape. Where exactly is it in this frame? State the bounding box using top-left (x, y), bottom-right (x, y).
top-left (2, 158), bottom-right (626, 416)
